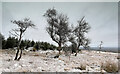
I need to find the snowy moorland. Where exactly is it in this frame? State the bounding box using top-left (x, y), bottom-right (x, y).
top-left (0, 49), bottom-right (119, 73)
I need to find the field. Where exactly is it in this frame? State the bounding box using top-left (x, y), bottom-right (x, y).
top-left (0, 49), bottom-right (119, 73)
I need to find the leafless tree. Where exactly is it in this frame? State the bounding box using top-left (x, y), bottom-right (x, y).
top-left (99, 41), bottom-right (103, 49)
top-left (44, 8), bottom-right (71, 54)
top-left (69, 16), bottom-right (91, 56)
top-left (10, 18), bottom-right (35, 60)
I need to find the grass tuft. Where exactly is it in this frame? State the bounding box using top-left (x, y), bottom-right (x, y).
top-left (75, 64), bottom-right (86, 70)
top-left (101, 60), bottom-right (118, 73)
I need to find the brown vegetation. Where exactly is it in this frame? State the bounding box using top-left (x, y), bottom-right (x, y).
top-left (101, 60), bottom-right (118, 73)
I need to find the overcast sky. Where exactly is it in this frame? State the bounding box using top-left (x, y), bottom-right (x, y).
top-left (2, 2), bottom-right (118, 47)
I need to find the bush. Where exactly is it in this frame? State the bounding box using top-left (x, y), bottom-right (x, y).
top-left (39, 42), bottom-right (56, 50)
top-left (5, 37), bottom-right (16, 49)
top-left (117, 55), bottom-right (120, 59)
top-left (34, 42), bottom-right (39, 50)
top-left (101, 61), bottom-right (118, 73)
top-left (1, 34), bottom-right (57, 51)
top-left (80, 64), bottom-right (86, 70)
top-left (75, 64), bottom-right (86, 70)
top-left (33, 48), bottom-right (36, 52)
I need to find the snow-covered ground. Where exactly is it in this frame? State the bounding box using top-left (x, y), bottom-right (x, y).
top-left (0, 49), bottom-right (119, 73)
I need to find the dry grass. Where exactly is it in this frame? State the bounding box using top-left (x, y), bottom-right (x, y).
top-left (29, 52), bottom-right (40, 56)
top-left (80, 64), bottom-right (86, 70)
top-left (33, 54), bottom-right (39, 56)
top-left (101, 60), bottom-right (118, 73)
top-left (117, 55), bottom-right (120, 59)
top-left (75, 64), bottom-right (86, 70)
top-left (31, 53), bottom-right (46, 57)
top-left (64, 68), bottom-right (70, 71)
top-left (1, 49), bottom-right (16, 54)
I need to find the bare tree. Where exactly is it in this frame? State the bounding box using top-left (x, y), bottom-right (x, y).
top-left (44, 8), bottom-right (71, 54)
top-left (10, 18), bottom-right (35, 60)
top-left (69, 16), bottom-right (91, 56)
top-left (99, 41), bottom-right (103, 49)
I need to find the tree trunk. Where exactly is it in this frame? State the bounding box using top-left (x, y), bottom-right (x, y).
top-left (58, 43), bottom-right (61, 54)
top-left (75, 52), bottom-right (77, 56)
top-left (17, 48), bottom-right (22, 61)
top-left (14, 48), bottom-right (19, 60)
top-left (58, 50), bottom-right (61, 54)
top-left (75, 48), bottom-right (78, 56)
top-left (14, 30), bottom-right (22, 60)
top-left (75, 43), bottom-right (80, 56)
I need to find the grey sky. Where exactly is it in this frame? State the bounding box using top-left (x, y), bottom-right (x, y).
top-left (2, 2), bottom-right (118, 47)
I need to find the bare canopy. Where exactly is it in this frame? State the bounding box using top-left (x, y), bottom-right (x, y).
top-left (44, 8), bottom-right (71, 54)
top-left (10, 18), bottom-right (35, 60)
top-left (69, 17), bottom-right (91, 56)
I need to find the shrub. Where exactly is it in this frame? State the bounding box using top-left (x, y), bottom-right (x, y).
top-left (80, 64), bottom-right (86, 70)
top-left (5, 37), bottom-right (16, 49)
top-left (101, 61), bottom-right (118, 73)
top-left (34, 42), bottom-right (39, 50)
top-left (75, 64), bottom-right (86, 70)
top-left (33, 48), bottom-right (36, 52)
top-left (117, 55), bottom-right (120, 59)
